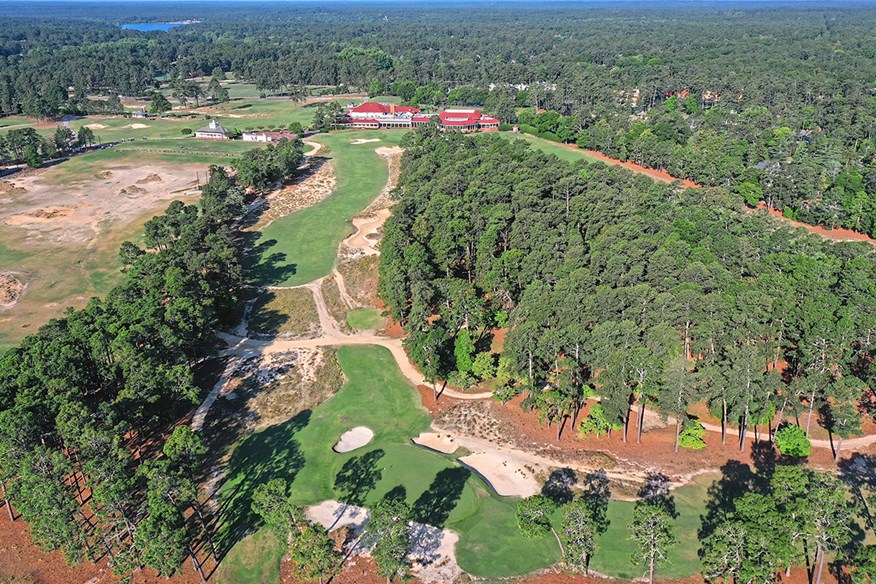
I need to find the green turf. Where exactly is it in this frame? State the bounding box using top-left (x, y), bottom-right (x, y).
top-left (247, 130), bottom-right (406, 286)
top-left (216, 344), bottom-right (708, 581)
top-left (589, 479), bottom-right (706, 579)
top-left (498, 131), bottom-right (601, 164)
top-left (346, 307), bottom-right (386, 330)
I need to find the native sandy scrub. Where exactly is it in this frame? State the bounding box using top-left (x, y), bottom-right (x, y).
top-left (246, 155), bottom-right (337, 231)
top-left (247, 288), bottom-right (321, 339)
top-left (248, 131), bottom-right (406, 288)
top-left (321, 275), bottom-right (354, 334)
top-left (0, 154), bottom-right (204, 350)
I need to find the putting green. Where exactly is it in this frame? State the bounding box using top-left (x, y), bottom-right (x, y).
top-left (216, 345), bottom-right (705, 582)
top-left (247, 131), bottom-right (406, 287)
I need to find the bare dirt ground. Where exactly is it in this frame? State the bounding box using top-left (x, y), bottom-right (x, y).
top-left (1, 164), bottom-right (201, 246)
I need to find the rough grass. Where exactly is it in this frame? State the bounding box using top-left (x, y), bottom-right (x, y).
top-left (346, 308), bottom-right (385, 331)
top-left (216, 526), bottom-right (284, 584)
top-left (247, 288), bottom-right (321, 338)
top-left (320, 276), bottom-right (352, 334)
top-left (248, 130), bottom-right (406, 287)
top-left (0, 201), bottom-right (192, 352)
top-left (336, 255), bottom-right (379, 306)
top-left (498, 131), bottom-right (601, 164)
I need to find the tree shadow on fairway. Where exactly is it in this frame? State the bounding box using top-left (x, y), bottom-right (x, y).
top-left (541, 468), bottom-right (577, 506)
top-left (698, 460), bottom-right (755, 543)
top-left (241, 232), bottom-right (298, 286)
top-left (214, 410), bottom-right (311, 558)
top-left (334, 449), bottom-right (385, 506)
top-left (246, 289), bottom-right (288, 336)
top-left (412, 467), bottom-right (471, 528)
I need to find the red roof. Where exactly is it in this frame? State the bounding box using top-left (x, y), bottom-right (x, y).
top-left (349, 102), bottom-right (420, 115)
top-left (439, 110), bottom-right (483, 125)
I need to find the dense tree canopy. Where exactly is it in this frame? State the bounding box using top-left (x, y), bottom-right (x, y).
top-left (380, 129), bottom-right (876, 453)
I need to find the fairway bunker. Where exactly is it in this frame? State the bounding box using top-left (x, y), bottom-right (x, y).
top-left (332, 426), bottom-right (374, 453)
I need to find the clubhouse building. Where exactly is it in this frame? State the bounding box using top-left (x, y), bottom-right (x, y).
top-left (339, 102), bottom-right (500, 132)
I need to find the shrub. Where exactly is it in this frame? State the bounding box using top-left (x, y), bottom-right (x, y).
top-left (678, 419), bottom-right (707, 450)
top-left (518, 124), bottom-right (538, 135)
top-left (493, 383), bottom-right (520, 403)
top-left (775, 425), bottom-right (811, 457)
top-left (498, 123), bottom-right (514, 132)
top-left (472, 352), bottom-right (497, 379)
top-left (180, 128), bottom-right (192, 135)
top-left (539, 131), bottom-right (562, 143)
top-left (578, 403), bottom-right (616, 438)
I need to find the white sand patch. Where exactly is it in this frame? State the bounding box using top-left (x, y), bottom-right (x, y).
top-left (412, 432), bottom-right (458, 454)
top-left (85, 123), bottom-right (108, 130)
top-left (305, 500), bottom-right (462, 584)
top-left (350, 138), bottom-right (381, 145)
top-left (459, 451), bottom-right (540, 497)
top-left (127, 123), bottom-right (150, 129)
top-left (332, 426), bottom-right (374, 453)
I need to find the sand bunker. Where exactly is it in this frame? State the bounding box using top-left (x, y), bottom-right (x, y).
top-left (350, 138), bottom-right (381, 145)
top-left (128, 123), bottom-right (150, 129)
top-left (306, 500), bottom-right (462, 584)
top-left (332, 426), bottom-right (374, 453)
top-left (85, 123), bottom-right (108, 130)
top-left (459, 451), bottom-right (540, 497)
top-left (412, 432), bottom-right (458, 454)
top-left (136, 173), bottom-right (163, 184)
top-left (0, 273), bottom-right (24, 307)
top-left (6, 206), bottom-right (75, 225)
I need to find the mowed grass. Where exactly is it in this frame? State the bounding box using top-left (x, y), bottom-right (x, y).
top-left (248, 130), bottom-right (406, 287)
top-left (216, 345), bottom-right (560, 582)
top-left (216, 345), bottom-right (708, 581)
top-left (499, 131), bottom-right (601, 164)
top-left (346, 307), bottom-right (385, 330)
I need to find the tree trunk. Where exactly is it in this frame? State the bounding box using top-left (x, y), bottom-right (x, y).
top-left (834, 437), bottom-right (843, 462)
top-left (557, 415), bottom-right (567, 441)
top-left (674, 418), bottom-right (681, 453)
top-left (190, 546), bottom-right (206, 583)
top-left (637, 398), bottom-right (646, 444)
top-left (1, 480), bottom-right (13, 521)
top-left (814, 544), bottom-right (825, 584)
top-left (649, 551), bottom-right (655, 584)
top-left (433, 381), bottom-right (439, 402)
top-left (622, 405), bottom-right (630, 443)
top-left (774, 398), bottom-right (787, 440)
top-left (806, 389), bottom-right (816, 437)
top-left (722, 399), bottom-right (727, 445)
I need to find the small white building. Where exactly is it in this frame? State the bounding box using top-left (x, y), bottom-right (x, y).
top-left (194, 119), bottom-right (231, 140)
top-left (242, 130), bottom-right (297, 143)
top-left (132, 108), bottom-right (149, 119)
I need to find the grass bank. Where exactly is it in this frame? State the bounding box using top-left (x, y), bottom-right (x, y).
top-left (247, 131), bottom-right (405, 287)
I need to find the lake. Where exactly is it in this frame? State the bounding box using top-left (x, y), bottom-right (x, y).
top-left (121, 23), bottom-right (185, 32)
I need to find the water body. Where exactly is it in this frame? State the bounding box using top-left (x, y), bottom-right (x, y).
top-left (121, 22), bottom-right (185, 32)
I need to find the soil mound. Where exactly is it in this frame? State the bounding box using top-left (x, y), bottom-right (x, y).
top-left (120, 185), bottom-right (147, 196)
top-left (0, 273), bottom-right (24, 306)
top-left (136, 173), bottom-right (163, 184)
top-left (332, 426), bottom-right (374, 453)
top-left (0, 181), bottom-right (25, 195)
top-left (98, 170), bottom-right (114, 179)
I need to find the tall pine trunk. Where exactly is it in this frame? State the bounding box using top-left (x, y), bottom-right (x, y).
top-left (637, 397), bottom-right (646, 444)
top-left (1, 480), bottom-right (13, 521)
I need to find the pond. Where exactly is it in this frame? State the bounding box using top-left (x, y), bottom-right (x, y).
top-left (121, 22), bottom-right (187, 32)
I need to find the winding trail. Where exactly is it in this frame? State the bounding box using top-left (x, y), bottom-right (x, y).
top-left (192, 139), bottom-right (876, 457)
